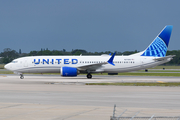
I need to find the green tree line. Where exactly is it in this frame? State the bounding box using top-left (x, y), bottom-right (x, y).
top-left (0, 48), bottom-right (179, 65)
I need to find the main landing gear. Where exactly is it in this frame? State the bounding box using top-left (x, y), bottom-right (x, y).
top-left (20, 74), bottom-right (24, 79)
top-left (87, 73), bottom-right (92, 79)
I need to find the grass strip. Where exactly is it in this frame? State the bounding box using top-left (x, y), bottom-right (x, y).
top-left (149, 66), bottom-right (180, 69)
top-left (0, 64), bottom-right (5, 69)
top-left (138, 70), bottom-right (180, 72)
top-left (0, 71), bottom-right (14, 74)
top-left (88, 73), bottom-right (180, 76)
top-left (86, 82), bottom-right (180, 86)
top-left (117, 73), bottom-right (180, 76)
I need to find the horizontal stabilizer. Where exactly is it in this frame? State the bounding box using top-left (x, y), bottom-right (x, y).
top-left (153, 55), bottom-right (175, 61)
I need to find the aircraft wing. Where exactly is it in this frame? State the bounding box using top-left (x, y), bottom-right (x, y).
top-left (154, 55), bottom-right (175, 61)
top-left (77, 52), bottom-right (116, 72)
top-left (77, 62), bottom-right (108, 71)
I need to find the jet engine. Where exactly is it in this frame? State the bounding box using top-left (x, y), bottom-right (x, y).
top-left (60, 67), bottom-right (78, 77)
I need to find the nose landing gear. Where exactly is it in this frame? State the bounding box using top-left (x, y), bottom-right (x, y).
top-left (20, 74), bottom-right (24, 79)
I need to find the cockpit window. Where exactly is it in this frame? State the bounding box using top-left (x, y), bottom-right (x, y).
top-left (11, 61), bottom-right (18, 63)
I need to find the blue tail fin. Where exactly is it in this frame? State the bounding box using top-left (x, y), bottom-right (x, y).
top-left (141, 25), bottom-right (173, 57)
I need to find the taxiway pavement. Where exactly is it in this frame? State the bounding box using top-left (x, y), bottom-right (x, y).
top-left (1, 74), bottom-right (180, 83)
top-left (0, 75), bottom-right (180, 120)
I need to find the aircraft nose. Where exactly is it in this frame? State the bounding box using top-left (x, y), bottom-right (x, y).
top-left (4, 64), bottom-right (10, 70)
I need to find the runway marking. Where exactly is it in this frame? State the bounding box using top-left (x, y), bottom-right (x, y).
top-left (0, 76), bottom-right (6, 77)
top-left (157, 81), bottom-right (166, 83)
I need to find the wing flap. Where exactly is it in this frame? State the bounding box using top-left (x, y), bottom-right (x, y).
top-left (77, 62), bottom-right (107, 71)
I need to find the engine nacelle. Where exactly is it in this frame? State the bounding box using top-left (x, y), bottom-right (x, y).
top-left (61, 67), bottom-right (78, 77)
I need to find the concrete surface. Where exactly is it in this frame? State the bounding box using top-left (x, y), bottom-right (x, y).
top-left (0, 75), bottom-right (180, 120)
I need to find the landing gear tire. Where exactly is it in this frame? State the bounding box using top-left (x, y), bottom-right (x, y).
top-left (87, 73), bottom-right (92, 79)
top-left (20, 74), bottom-right (24, 79)
top-left (145, 69), bottom-right (148, 72)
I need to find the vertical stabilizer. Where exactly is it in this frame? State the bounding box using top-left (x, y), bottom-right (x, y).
top-left (141, 25), bottom-right (173, 57)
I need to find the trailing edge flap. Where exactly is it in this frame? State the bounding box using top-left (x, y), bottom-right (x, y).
top-left (77, 62), bottom-right (108, 71)
top-left (153, 55), bottom-right (175, 61)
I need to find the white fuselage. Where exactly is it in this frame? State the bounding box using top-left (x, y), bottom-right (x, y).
top-left (4, 25), bottom-right (174, 79)
top-left (4, 55), bottom-right (171, 74)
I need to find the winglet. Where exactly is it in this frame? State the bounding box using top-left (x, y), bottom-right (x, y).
top-left (108, 52), bottom-right (116, 66)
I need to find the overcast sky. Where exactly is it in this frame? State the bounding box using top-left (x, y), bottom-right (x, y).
top-left (0, 0), bottom-right (179, 53)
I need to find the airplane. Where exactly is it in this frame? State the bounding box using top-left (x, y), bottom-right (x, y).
top-left (4, 25), bottom-right (175, 79)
